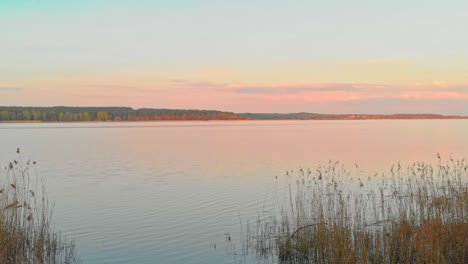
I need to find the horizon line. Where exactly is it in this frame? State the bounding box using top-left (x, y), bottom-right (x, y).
top-left (1, 105), bottom-right (467, 117)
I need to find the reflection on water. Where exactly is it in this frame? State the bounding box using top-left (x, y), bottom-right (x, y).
top-left (0, 120), bottom-right (467, 263)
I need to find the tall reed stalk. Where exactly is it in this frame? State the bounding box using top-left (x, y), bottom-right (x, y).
top-left (247, 158), bottom-right (468, 263)
top-left (0, 149), bottom-right (79, 263)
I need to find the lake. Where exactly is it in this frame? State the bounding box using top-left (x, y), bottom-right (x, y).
top-left (0, 120), bottom-right (467, 263)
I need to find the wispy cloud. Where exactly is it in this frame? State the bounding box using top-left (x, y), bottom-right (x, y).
top-left (230, 83), bottom-right (468, 101)
top-left (233, 83), bottom-right (378, 95)
top-left (0, 87), bottom-right (22, 92)
top-left (86, 84), bottom-right (153, 93)
top-left (340, 59), bottom-right (411, 66)
top-left (166, 80), bottom-right (388, 95)
top-left (168, 79), bottom-right (229, 90)
top-left (162, 79), bottom-right (468, 102)
top-left (87, 84), bottom-right (137, 89)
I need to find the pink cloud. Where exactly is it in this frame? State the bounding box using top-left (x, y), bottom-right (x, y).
top-left (2, 79), bottom-right (467, 114)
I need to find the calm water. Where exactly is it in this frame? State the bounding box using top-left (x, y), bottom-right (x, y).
top-left (1, 120), bottom-right (467, 263)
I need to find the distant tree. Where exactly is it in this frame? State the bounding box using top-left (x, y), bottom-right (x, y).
top-left (0, 106), bottom-right (250, 122)
top-left (33, 111), bottom-right (41, 120)
top-left (97, 112), bottom-right (108, 121)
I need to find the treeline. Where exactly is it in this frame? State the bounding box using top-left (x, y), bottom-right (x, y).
top-left (0, 106), bottom-right (248, 122)
top-left (1, 107), bottom-right (466, 122)
top-left (239, 112), bottom-right (468, 120)
top-left (239, 112), bottom-right (328, 120)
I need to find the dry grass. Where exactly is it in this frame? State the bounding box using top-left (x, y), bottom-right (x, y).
top-left (247, 157), bottom-right (468, 263)
top-left (0, 150), bottom-right (79, 263)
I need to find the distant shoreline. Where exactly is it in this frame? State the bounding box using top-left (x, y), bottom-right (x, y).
top-left (1, 106), bottom-right (467, 122)
top-left (1, 117), bottom-right (467, 124)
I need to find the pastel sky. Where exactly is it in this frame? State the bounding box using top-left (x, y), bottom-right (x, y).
top-left (1, 0), bottom-right (468, 114)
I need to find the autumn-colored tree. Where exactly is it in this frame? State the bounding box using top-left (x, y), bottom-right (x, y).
top-left (97, 112), bottom-right (109, 121)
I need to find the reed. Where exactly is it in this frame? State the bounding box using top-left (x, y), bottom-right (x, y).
top-left (247, 158), bottom-right (468, 263)
top-left (0, 150), bottom-right (79, 263)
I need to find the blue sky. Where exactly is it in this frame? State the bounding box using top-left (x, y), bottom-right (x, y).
top-left (1, 0), bottom-right (467, 114)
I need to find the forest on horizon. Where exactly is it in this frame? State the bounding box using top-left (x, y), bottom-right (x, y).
top-left (0, 106), bottom-right (466, 122)
top-left (0, 106), bottom-right (246, 121)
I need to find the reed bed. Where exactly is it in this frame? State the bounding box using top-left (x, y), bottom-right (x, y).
top-left (246, 157), bottom-right (468, 263)
top-left (0, 149), bottom-right (79, 263)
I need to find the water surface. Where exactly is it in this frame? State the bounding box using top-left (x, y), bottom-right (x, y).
top-left (1, 120), bottom-right (467, 263)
